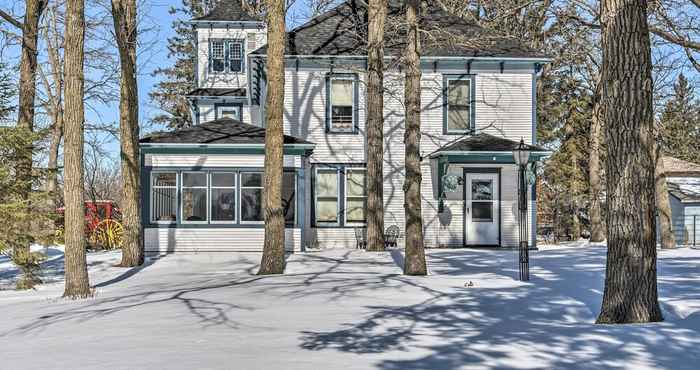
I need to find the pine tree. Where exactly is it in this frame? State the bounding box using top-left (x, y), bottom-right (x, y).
top-left (0, 62), bottom-right (13, 121)
top-left (660, 74), bottom-right (700, 164)
top-left (149, 0), bottom-right (212, 129)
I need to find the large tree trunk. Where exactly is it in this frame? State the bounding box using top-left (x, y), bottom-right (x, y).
top-left (112, 0), bottom-right (143, 267)
top-left (365, 0), bottom-right (387, 252)
top-left (258, 0), bottom-right (286, 275)
top-left (403, 0), bottom-right (426, 276)
top-left (655, 153), bottom-right (676, 249)
top-left (596, 0), bottom-right (662, 324)
top-left (589, 98), bottom-right (605, 243)
top-left (10, 0), bottom-right (47, 289)
top-left (63, 0), bottom-right (91, 299)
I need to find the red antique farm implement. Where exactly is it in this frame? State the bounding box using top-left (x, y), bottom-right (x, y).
top-left (56, 200), bottom-right (124, 249)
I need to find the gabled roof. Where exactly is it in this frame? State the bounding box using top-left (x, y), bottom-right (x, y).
top-left (433, 133), bottom-right (547, 154)
top-left (252, 0), bottom-right (548, 59)
top-left (191, 0), bottom-right (262, 22)
top-left (662, 156), bottom-right (700, 177)
top-left (186, 87), bottom-right (247, 98)
top-left (140, 118), bottom-right (313, 146)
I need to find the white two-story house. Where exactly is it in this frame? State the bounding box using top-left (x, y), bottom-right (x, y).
top-left (139, 0), bottom-right (551, 253)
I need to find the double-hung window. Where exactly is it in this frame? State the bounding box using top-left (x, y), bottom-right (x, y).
top-left (314, 166), bottom-right (367, 227)
top-left (151, 172), bottom-right (177, 223)
top-left (315, 168), bottom-right (340, 224)
top-left (209, 39), bottom-right (245, 73)
top-left (327, 74), bottom-right (357, 133)
top-left (444, 76), bottom-right (473, 134)
top-left (345, 168), bottom-right (367, 225)
top-left (210, 172), bottom-right (236, 223)
top-left (182, 172), bottom-right (208, 222)
top-left (240, 172), bottom-right (263, 223)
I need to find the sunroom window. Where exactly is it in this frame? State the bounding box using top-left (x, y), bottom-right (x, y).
top-left (210, 172), bottom-right (236, 222)
top-left (282, 172), bottom-right (296, 226)
top-left (182, 172), bottom-right (208, 222)
top-left (151, 172), bottom-right (177, 222)
top-left (327, 75), bottom-right (356, 133)
top-left (445, 77), bottom-right (472, 133)
top-left (240, 172), bottom-right (263, 223)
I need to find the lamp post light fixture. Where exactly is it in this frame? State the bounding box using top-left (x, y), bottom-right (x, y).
top-left (513, 138), bottom-right (531, 281)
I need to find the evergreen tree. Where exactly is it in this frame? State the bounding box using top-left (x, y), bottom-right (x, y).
top-left (660, 74), bottom-right (700, 164)
top-left (149, 0), bottom-right (213, 129)
top-left (0, 62), bottom-right (13, 121)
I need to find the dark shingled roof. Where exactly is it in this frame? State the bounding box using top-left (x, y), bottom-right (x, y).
top-left (435, 133), bottom-right (547, 153)
top-left (187, 87), bottom-right (247, 97)
top-left (252, 0), bottom-right (548, 59)
top-left (191, 0), bottom-right (262, 22)
top-left (140, 118), bottom-right (314, 146)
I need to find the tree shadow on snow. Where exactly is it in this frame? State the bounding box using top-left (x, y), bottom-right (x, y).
top-left (298, 248), bottom-right (700, 370)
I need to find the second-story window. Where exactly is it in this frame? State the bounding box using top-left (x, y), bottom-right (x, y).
top-left (209, 39), bottom-right (245, 74)
top-left (444, 76), bottom-right (474, 134)
top-left (326, 74), bottom-right (357, 133)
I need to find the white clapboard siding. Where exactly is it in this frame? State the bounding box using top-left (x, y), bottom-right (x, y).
top-left (383, 73), bottom-right (406, 239)
top-left (307, 228), bottom-right (357, 249)
top-left (196, 27), bottom-right (267, 89)
top-left (475, 73), bottom-right (533, 144)
top-left (145, 154), bottom-right (302, 168)
top-left (283, 70), bottom-right (366, 164)
top-left (420, 163), bottom-right (535, 248)
top-left (144, 228), bottom-right (301, 253)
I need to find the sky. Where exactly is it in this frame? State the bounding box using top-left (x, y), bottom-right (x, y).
top-left (0, 0), bottom-right (697, 163)
top-left (0, 0), bottom-right (321, 161)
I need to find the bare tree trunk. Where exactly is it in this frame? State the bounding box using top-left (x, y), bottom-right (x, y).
top-left (365, 0), bottom-right (387, 252)
top-left (597, 0), bottom-right (662, 324)
top-left (42, 4), bottom-right (64, 214)
top-left (258, 0), bottom-right (286, 275)
top-left (63, 0), bottom-right (91, 299)
top-left (112, 0), bottom-right (143, 266)
top-left (589, 98), bottom-right (605, 243)
top-left (655, 153), bottom-right (676, 249)
top-left (403, 0), bottom-right (426, 276)
top-left (4, 0), bottom-right (47, 289)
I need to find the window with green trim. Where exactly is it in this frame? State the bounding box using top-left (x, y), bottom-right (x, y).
top-left (445, 77), bottom-right (472, 133)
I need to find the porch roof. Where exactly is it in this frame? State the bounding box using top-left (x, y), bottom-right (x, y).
top-left (428, 133), bottom-right (550, 163)
top-left (139, 118), bottom-right (315, 156)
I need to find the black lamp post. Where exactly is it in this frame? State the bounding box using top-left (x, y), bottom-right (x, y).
top-left (513, 138), bottom-right (531, 281)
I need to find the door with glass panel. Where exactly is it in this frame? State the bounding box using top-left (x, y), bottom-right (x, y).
top-left (464, 172), bottom-right (500, 246)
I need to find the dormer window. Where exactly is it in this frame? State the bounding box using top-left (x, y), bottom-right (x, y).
top-left (209, 39), bottom-right (245, 74)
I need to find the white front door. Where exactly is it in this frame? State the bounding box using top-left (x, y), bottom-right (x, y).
top-left (465, 172), bottom-right (500, 246)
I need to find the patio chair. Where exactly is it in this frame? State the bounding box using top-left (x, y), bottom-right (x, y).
top-left (355, 228), bottom-right (367, 249)
top-left (384, 225), bottom-right (400, 249)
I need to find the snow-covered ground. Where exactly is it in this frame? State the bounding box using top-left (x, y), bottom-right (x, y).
top-left (1, 244), bottom-right (699, 369)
